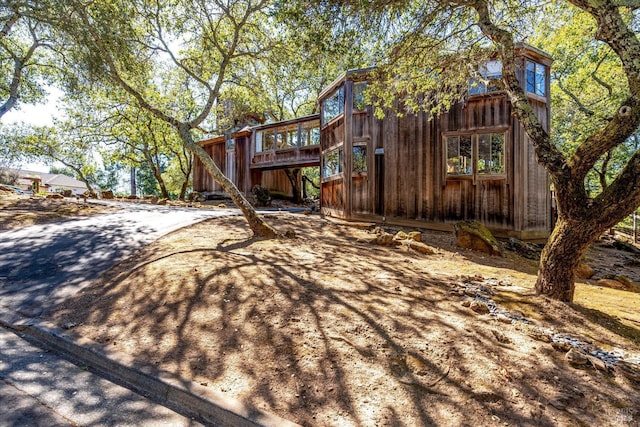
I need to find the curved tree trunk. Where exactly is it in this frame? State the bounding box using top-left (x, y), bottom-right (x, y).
top-left (535, 217), bottom-right (596, 302)
top-left (179, 128), bottom-right (280, 239)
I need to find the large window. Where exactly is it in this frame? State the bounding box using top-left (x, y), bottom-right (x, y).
top-left (322, 147), bottom-right (343, 178)
top-left (526, 60), bottom-right (546, 97)
top-left (322, 85), bottom-right (345, 125)
top-left (469, 60), bottom-right (503, 95)
top-left (446, 132), bottom-right (505, 176)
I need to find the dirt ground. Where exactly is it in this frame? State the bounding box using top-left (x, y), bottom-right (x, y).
top-left (3, 193), bottom-right (639, 426)
top-left (0, 193), bottom-right (117, 230)
top-left (36, 202), bottom-right (640, 427)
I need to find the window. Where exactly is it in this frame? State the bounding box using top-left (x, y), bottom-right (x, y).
top-left (322, 147), bottom-right (343, 178)
top-left (322, 85), bottom-right (345, 125)
top-left (263, 131), bottom-right (275, 151)
top-left (446, 135), bottom-right (473, 175)
top-left (255, 131), bottom-right (263, 153)
top-left (226, 138), bottom-right (235, 151)
top-left (478, 133), bottom-right (504, 174)
top-left (469, 60), bottom-right (503, 95)
top-left (526, 60), bottom-right (546, 97)
top-left (353, 145), bottom-right (367, 172)
top-left (446, 133), bottom-right (505, 176)
top-left (300, 120), bottom-right (320, 146)
top-left (353, 81), bottom-right (367, 111)
top-left (275, 129), bottom-right (285, 149)
top-left (287, 128), bottom-right (298, 147)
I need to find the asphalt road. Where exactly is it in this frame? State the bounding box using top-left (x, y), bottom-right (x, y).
top-left (0, 201), bottom-right (239, 426)
top-left (0, 326), bottom-right (201, 426)
top-left (0, 201), bottom-right (238, 317)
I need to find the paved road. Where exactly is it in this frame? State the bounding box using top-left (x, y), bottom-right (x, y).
top-left (0, 201), bottom-right (238, 426)
top-left (0, 326), bottom-right (201, 426)
top-left (0, 201), bottom-right (238, 317)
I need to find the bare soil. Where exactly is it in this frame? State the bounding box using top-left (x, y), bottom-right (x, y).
top-left (45, 211), bottom-right (640, 427)
top-left (0, 193), bottom-right (117, 230)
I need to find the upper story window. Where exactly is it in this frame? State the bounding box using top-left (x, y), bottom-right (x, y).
top-left (322, 85), bottom-right (345, 125)
top-left (469, 60), bottom-right (503, 95)
top-left (226, 138), bottom-right (235, 151)
top-left (526, 60), bottom-right (546, 97)
top-left (353, 81), bottom-right (367, 111)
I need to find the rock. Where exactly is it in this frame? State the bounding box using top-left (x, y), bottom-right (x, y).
top-left (408, 231), bottom-right (422, 242)
top-left (62, 189), bottom-right (72, 197)
top-left (575, 263), bottom-right (595, 279)
top-left (217, 203), bottom-right (227, 208)
top-left (393, 231), bottom-right (409, 241)
top-left (101, 190), bottom-right (115, 199)
top-left (157, 198), bottom-right (168, 205)
top-left (522, 325), bottom-right (552, 343)
top-left (126, 194), bottom-right (139, 200)
top-left (461, 300), bottom-right (471, 307)
top-left (505, 237), bottom-right (541, 260)
top-left (596, 278), bottom-right (627, 290)
top-left (496, 314), bottom-right (512, 324)
top-left (144, 195), bottom-right (159, 203)
top-left (62, 322), bottom-right (77, 330)
top-left (371, 232), bottom-right (395, 246)
top-left (469, 300), bottom-right (490, 314)
top-left (284, 229), bottom-right (296, 238)
top-left (454, 220), bottom-right (502, 256)
top-left (491, 329), bottom-right (511, 344)
top-left (551, 341), bottom-right (572, 352)
top-left (614, 275), bottom-right (634, 289)
top-left (565, 348), bottom-right (590, 366)
top-left (614, 361), bottom-right (640, 382)
top-left (407, 241), bottom-right (435, 255)
top-left (509, 309), bottom-right (526, 319)
top-left (47, 193), bottom-right (64, 199)
top-left (370, 226), bottom-right (385, 235)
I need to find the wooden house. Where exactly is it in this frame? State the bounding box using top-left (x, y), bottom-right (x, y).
top-left (193, 115), bottom-right (321, 199)
top-left (193, 43), bottom-right (552, 239)
top-left (317, 44), bottom-right (553, 239)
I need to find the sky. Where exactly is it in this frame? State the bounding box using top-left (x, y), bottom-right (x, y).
top-left (3, 88), bottom-right (63, 172)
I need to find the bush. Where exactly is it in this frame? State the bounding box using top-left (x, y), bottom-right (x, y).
top-left (252, 185), bottom-right (271, 207)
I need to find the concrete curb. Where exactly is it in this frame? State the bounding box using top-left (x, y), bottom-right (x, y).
top-left (0, 309), bottom-right (299, 427)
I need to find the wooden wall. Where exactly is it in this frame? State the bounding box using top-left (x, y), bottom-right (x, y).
top-left (320, 68), bottom-right (552, 238)
top-left (192, 140), bottom-right (226, 193)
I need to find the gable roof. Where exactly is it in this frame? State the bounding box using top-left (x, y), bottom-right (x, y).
top-left (13, 169), bottom-right (87, 190)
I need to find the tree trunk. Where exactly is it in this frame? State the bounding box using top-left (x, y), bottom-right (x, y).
top-left (180, 129), bottom-right (280, 239)
top-left (284, 168), bottom-right (301, 203)
top-left (535, 217), bottom-right (594, 302)
top-left (146, 157), bottom-right (170, 199)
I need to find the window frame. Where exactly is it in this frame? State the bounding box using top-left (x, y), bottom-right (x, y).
top-left (445, 131), bottom-right (507, 179)
top-left (468, 60), bottom-right (503, 96)
top-left (525, 60), bottom-right (547, 98)
top-left (322, 146), bottom-right (344, 179)
top-left (352, 143), bottom-right (368, 174)
top-left (321, 85), bottom-right (345, 127)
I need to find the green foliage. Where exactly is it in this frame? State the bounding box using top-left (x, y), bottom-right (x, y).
top-left (530, 1), bottom-right (639, 196)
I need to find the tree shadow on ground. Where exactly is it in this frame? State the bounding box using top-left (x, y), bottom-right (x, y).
top-left (49, 214), bottom-right (640, 427)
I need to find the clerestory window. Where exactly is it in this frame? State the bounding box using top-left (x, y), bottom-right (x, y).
top-left (526, 60), bottom-right (546, 97)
